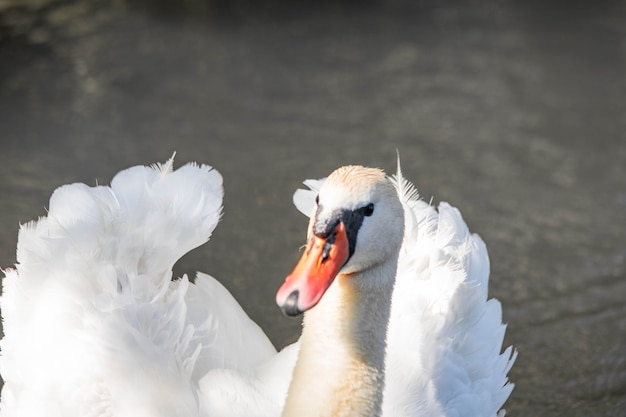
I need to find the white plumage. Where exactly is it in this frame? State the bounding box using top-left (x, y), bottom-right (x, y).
top-left (0, 156), bottom-right (515, 417)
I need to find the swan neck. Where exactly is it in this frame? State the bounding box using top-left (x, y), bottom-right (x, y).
top-left (281, 260), bottom-right (397, 417)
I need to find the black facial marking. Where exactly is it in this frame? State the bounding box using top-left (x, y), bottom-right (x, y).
top-left (313, 203), bottom-right (375, 261)
top-left (313, 203), bottom-right (337, 239)
top-left (342, 207), bottom-right (365, 257)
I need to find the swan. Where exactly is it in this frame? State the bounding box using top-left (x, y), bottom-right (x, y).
top-left (0, 156), bottom-right (516, 417)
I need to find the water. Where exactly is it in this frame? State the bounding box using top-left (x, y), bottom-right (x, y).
top-left (1, 0), bottom-right (625, 415)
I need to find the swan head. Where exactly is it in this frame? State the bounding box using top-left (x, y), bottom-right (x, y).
top-left (277, 165), bottom-right (405, 316)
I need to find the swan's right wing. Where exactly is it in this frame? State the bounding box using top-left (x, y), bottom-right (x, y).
top-left (0, 157), bottom-right (227, 417)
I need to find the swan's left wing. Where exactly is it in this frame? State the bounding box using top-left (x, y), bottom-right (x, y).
top-left (382, 161), bottom-right (517, 417)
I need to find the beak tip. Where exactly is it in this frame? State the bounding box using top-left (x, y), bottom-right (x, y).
top-left (279, 290), bottom-right (303, 317)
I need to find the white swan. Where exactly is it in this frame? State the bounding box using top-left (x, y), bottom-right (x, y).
top-left (0, 157), bottom-right (516, 417)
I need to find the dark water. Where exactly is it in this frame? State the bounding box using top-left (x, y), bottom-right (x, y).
top-left (1, 0), bottom-right (625, 415)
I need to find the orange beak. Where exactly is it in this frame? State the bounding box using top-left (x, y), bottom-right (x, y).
top-left (276, 222), bottom-right (349, 316)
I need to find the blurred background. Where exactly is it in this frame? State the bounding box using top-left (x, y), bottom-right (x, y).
top-left (1, 0), bottom-right (625, 415)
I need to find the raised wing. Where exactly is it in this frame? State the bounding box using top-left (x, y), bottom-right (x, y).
top-left (383, 161), bottom-right (516, 417)
top-left (0, 157), bottom-right (275, 417)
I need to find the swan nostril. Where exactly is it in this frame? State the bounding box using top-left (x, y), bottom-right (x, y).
top-left (281, 290), bottom-right (303, 317)
top-left (321, 240), bottom-right (332, 261)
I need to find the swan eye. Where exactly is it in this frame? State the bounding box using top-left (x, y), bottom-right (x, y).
top-left (315, 195), bottom-right (319, 205)
top-left (363, 203), bottom-right (374, 217)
